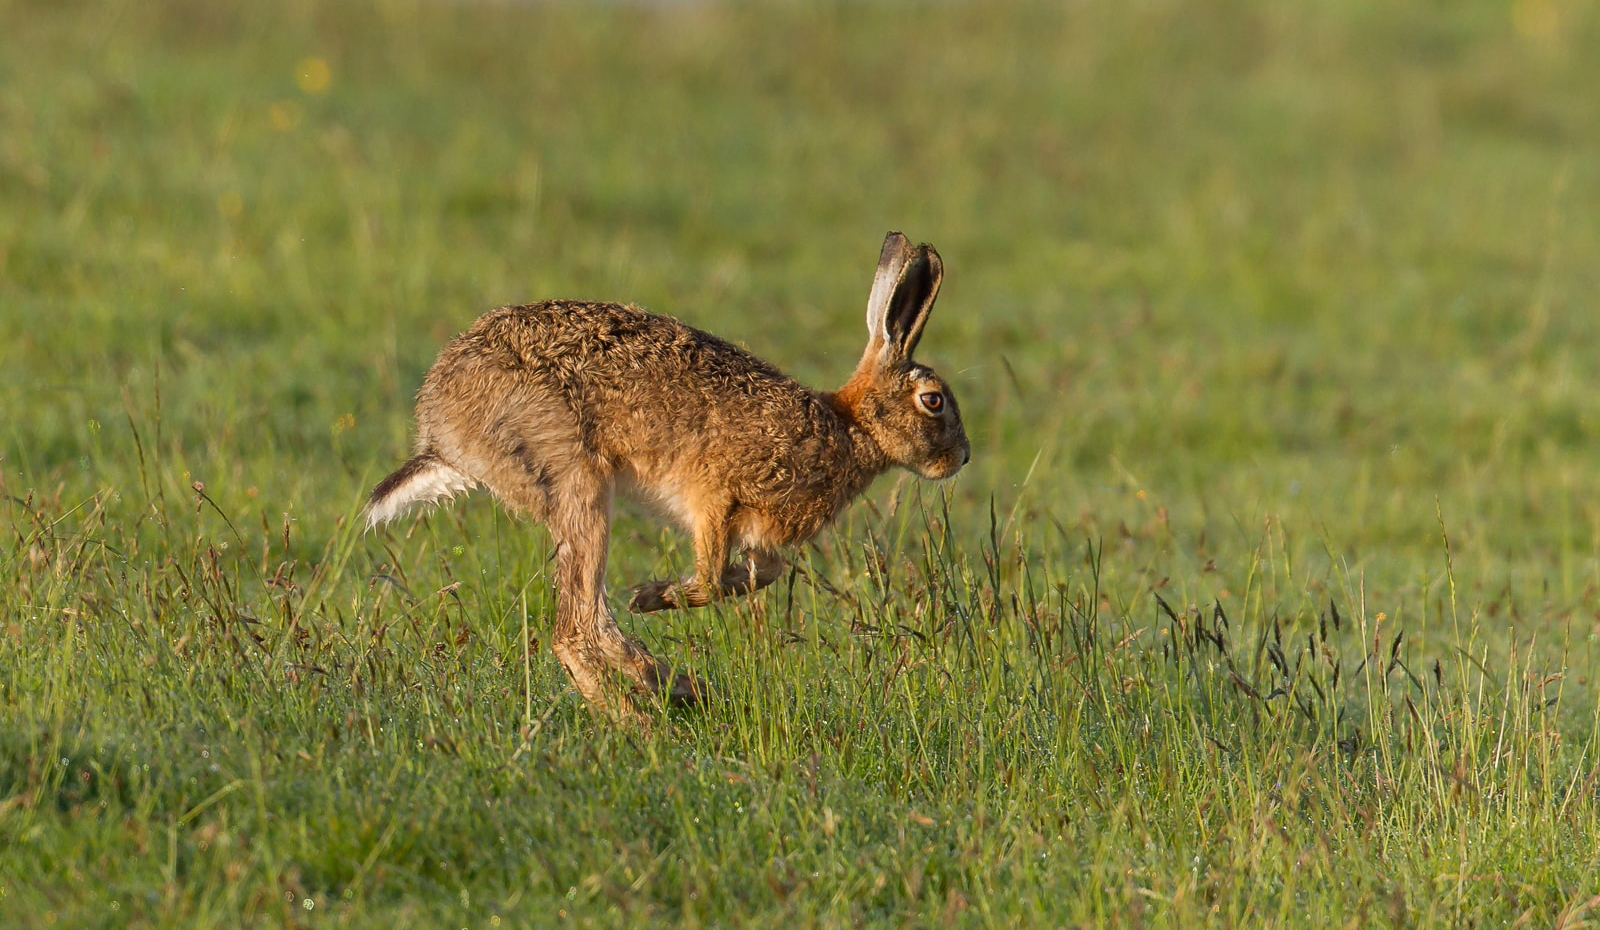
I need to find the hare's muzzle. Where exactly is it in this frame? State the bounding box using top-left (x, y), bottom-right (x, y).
top-left (919, 445), bottom-right (970, 481)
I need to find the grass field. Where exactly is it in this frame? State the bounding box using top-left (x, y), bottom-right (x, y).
top-left (4, 0), bottom-right (1600, 925)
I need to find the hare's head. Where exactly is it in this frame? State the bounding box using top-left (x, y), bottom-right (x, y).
top-left (836, 232), bottom-right (970, 481)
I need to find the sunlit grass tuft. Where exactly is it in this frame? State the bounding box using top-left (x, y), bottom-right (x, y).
top-left (3, 470), bottom-right (1596, 926)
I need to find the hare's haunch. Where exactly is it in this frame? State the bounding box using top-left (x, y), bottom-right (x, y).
top-left (365, 231), bottom-right (969, 718)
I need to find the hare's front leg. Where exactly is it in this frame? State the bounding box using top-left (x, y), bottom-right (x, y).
top-left (628, 549), bottom-right (786, 612)
top-left (628, 505), bottom-right (785, 612)
top-left (546, 474), bottom-right (706, 715)
top-left (715, 547), bottom-right (786, 596)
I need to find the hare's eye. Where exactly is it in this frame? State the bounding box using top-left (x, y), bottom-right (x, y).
top-left (918, 390), bottom-right (945, 414)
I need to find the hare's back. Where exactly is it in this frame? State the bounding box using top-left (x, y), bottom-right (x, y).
top-left (432, 301), bottom-right (821, 442)
top-left (458, 301), bottom-right (793, 397)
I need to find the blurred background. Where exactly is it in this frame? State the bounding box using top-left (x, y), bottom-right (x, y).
top-left (2, 0), bottom-right (1597, 631)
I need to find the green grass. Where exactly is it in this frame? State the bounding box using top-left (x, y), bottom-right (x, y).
top-left (4, 0), bottom-right (1600, 925)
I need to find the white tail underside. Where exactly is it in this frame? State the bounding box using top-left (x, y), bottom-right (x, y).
top-left (363, 457), bottom-right (477, 529)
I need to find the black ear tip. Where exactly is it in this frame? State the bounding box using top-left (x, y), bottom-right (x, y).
top-left (878, 231), bottom-right (913, 268)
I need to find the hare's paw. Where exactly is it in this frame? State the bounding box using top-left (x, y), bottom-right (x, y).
top-left (621, 646), bottom-right (711, 710)
top-left (628, 578), bottom-right (715, 612)
top-left (717, 550), bottom-right (786, 596)
top-left (665, 670), bottom-right (711, 706)
top-left (716, 563), bottom-right (757, 594)
top-left (628, 578), bottom-right (679, 612)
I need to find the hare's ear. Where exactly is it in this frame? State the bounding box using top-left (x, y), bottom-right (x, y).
top-left (872, 243), bottom-right (943, 363)
top-left (865, 231), bottom-right (914, 350)
top-left (865, 232), bottom-right (942, 363)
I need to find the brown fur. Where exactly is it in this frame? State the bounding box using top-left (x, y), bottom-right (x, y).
top-left (365, 232), bottom-right (969, 719)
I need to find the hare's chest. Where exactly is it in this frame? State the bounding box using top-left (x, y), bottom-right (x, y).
top-left (734, 492), bottom-right (850, 550)
top-left (609, 459), bottom-right (692, 525)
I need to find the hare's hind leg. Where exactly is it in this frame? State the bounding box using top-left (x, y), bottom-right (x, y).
top-left (546, 470), bottom-right (706, 715)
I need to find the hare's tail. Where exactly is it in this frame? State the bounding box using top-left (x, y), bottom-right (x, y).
top-left (363, 450), bottom-right (476, 529)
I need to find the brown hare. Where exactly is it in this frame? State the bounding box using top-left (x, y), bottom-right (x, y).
top-left (364, 231), bottom-right (969, 718)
